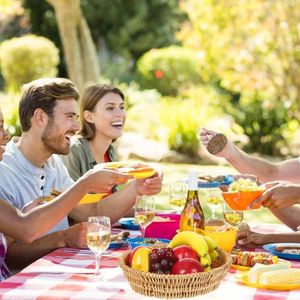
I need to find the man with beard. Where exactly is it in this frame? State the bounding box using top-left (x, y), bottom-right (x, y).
top-left (0, 78), bottom-right (163, 271)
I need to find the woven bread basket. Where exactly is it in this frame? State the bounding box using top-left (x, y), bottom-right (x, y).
top-left (119, 248), bottom-right (231, 298)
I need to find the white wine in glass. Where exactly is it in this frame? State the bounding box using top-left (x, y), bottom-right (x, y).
top-left (86, 216), bottom-right (111, 278)
top-left (134, 195), bottom-right (155, 238)
top-left (222, 204), bottom-right (243, 227)
top-left (169, 182), bottom-right (188, 213)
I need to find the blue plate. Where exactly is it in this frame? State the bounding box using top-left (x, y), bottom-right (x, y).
top-left (263, 243), bottom-right (300, 260)
top-left (127, 237), bottom-right (170, 249)
top-left (119, 218), bottom-right (139, 230)
top-left (108, 240), bottom-right (127, 249)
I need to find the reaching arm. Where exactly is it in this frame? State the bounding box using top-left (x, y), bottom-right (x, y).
top-left (269, 206), bottom-right (300, 231)
top-left (200, 128), bottom-right (300, 183)
top-left (69, 172), bottom-right (163, 224)
top-left (0, 169), bottom-right (131, 243)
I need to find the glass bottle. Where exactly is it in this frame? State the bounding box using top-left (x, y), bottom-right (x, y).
top-left (180, 170), bottom-right (205, 233)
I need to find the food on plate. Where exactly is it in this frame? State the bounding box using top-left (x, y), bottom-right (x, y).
top-left (259, 268), bottom-right (300, 286)
top-left (247, 263), bottom-right (291, 284)
top-left (228, 178), bottom-right (264, 192)
top-left (38, 189), bottom-right (61, 204)
top-left (238, 222), bottom-right (250, 231)
top-left (274, 245), bottom-right (300, 254)
top-left (99, 162), bottom-right (156, 179)
top-left (231, 250), bottom-right (278, 268)
top-left (110, 231), bottom-right (130, 242)
top-left (198, 175), bottom-right (226, 183)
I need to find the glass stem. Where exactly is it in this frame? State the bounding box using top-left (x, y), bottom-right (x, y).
top-left (95, 254), bottom-right (100, 276)
top-left (211, 206), bottom-right (216, 218)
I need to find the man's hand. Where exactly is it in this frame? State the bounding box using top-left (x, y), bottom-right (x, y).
top-left (248, 181), bottom-right (300, 209)
top-left (237, 230), bottom-right (270, 247)
top-left (133, 171), bottom-right (163, 196)
top-left (82, 169), bottom-right (133, 194)
top-left (62, 222), bottom-right (88, 248)
top-left (199, 128), bottom-right (229, 157)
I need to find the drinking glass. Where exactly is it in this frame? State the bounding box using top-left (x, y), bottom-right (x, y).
top-left (86, 216), bottom-right (111, 278)
top-left (222, 203), bottom-right (244, 227)
top-left (169, 182), bottom-right (188, 213)
top-left (205, 187), bottom-right (223, 222)
top-left (134, 195), bottom-right (155, 238)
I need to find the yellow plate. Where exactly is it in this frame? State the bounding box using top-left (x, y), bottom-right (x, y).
top-left (231, 258), bottom-right (290, 271)
top-left (79, 193), bottom-right (107, 205)
top-left (97, 162), bottom-right (156, 179)
top-left (236, 273), bottom-right (300, 291)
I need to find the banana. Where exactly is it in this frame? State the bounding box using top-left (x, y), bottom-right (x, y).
top-left (168, 231), bottom-right (208, 257)
top-left (200, 253), bottom-right (211, 268)
top-left (209, 249), bottom-right (219, 261)
top-left (202, 235), bottom-right (217, 252)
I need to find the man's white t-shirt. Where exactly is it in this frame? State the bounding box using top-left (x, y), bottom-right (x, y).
top-left (0, 141), bottom-right (74, 233)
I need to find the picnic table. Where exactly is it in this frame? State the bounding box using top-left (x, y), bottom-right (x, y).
top-left (0, 223), bottom-right (299, 300)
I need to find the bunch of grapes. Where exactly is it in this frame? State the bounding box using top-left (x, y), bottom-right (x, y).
top-left (149, 247), bottom-right (177, 274)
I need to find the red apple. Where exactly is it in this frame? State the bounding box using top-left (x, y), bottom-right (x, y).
top-left (171, 258), bottom-right (204, 275)
top-left (173, 245), bottom-right (199, 261)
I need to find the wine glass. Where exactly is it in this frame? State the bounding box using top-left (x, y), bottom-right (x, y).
top-left (169, 182), bottom-right (188, 213)
top-left (134, 195), bottom-right (155, 238)
top-left (205, 187), bottom-right (223, 222)
top-left (222, 203), bottom-right (244, 227)
top-left (86, 216), bottom-right (111, 278)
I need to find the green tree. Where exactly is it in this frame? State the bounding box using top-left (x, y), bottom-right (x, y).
top-left (179, 0), bottom-right (300, 107)
top-left (23, 0), bottom-right (186, 70)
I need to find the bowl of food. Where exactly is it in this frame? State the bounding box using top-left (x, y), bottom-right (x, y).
top-left (222, 178), bottom-right (265, 210)
top-left (144, 213), bottom-right (180, 240)
top-left (127, 237), bottom-right (171, 250)
top-left (204, 225), bottom-right (237, 253)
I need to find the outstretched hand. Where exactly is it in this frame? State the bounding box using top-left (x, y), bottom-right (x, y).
top-left (248, 181), bottom-right (300, 209)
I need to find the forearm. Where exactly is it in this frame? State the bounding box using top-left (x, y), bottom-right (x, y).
top-left (225, 146), bottom-right (277, 182)
top-left (262, 232), bottom-right (300, 244)
top-left (269, 206), bottom-right (300, 231)
top-left (5, 230), bottom-right (66, 270)
top-left (70, 182), bottom-right (138, 224)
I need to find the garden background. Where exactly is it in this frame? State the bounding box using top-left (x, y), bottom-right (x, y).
top-left (0, 0), bottom-right (299, 224)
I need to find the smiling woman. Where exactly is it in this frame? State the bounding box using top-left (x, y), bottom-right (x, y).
top-left (60, 83), bottom-right (126, 184)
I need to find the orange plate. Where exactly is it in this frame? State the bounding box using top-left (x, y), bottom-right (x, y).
top-left (79, 193), bottom-right (107, 205)
top-left (236, 273), bottom-right (300, 291)
top-left (222, 190), bottom-right (264, 210)
top-left (98, 162), bottom-right (156, 179)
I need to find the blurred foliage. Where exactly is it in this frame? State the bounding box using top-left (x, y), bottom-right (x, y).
top-left (136, 46), bottom-right (203, 95)
top-left (0, 34), bottom-right (59, 92)
top-left (229, 92), bottom-right (296, 156)
top-left (22, 0), bottom-right (187, 77)
top-left (0, 92), bottom-right (21, 137)
top-left (179, 0), bottom-right (300, 105)
top-left (159, 85), bottom-right (228, 158)
top-left (178, 0), bottom-right (300, 155)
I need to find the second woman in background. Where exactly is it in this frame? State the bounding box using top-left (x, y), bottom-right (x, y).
top-left (61, 83), bottom-right (126, 184)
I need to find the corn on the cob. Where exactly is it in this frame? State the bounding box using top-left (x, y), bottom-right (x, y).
top-left (248, 263), bottom-right (290, 284)
top-left (259, 268), bottom-right (300, 286)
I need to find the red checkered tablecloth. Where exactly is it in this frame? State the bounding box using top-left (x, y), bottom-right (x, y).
top-left (0, 223), bottom-right (299, 300)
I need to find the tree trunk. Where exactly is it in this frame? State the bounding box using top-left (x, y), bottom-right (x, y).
top-left (46, 0), bottom-right (100, 91)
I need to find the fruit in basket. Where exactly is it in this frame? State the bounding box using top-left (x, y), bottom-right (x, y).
top-left (168, 231), bottom-right (208, 257)
top-left (128, 245), bottom-right (145, 267)
top-left (131, 246), bottom-right (151, 272)
top-left (173, 245), bottom-right (199, 261)
top-left (149, 247), bottom-right (176, 274)
top-left (171, 258), bottom-right (204, 275)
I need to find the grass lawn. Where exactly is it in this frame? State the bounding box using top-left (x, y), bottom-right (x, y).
top-left (154, 162), bottom-right (280, 224)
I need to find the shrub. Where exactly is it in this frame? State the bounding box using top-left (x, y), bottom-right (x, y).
top-left (0, 34), bottom-right (59, 92)
top-left (136, 46), bottom-right (203, 96)
top-left (230, 92), bottom-right (293, 156)
top-left (160, 85), bottom-right (229, 159)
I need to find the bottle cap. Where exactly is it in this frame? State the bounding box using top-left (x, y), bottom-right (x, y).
top-left (187, 170), bottom-right (198, 190)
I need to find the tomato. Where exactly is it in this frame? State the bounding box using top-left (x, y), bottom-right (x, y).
top-left (171, 258), bottom-right (204, 275)
top-left (173, 245), bottom-right (199, 261)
